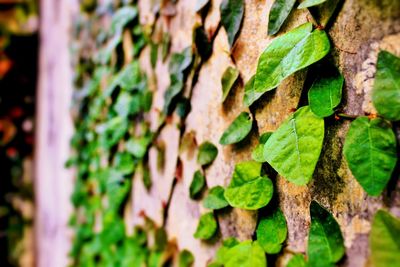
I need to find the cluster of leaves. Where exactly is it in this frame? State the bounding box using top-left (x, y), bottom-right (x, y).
top-left (68, 0), bottom-right (400, 266)
top-left (68, 2), bottom-right (196, 266)
top-left (198, 0), bottom-right (400, 266)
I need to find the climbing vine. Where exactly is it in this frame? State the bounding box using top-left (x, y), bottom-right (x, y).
top-left (68, 0), bottom-right (400, 266)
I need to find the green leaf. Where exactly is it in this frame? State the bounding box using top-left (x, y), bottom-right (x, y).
top-left (221, 66), bottom-right (240, 102)
top-left (111, 6), bottom-right (138, 35)
top-left (286, 254), bottom-right (307, 267)
top-left (220, 0), bottom-right (244, 48)
top-left (308, 201), bottom-right (345, 267)
top-left (113, 152), bottom-right (135, 175)
top-left (243, 75), bottom-right (264, 109)
top-left (298, 0), bottom-right (328, 9)
top-left (264, 106), bottom-right (324, 185)
top-left (194, 212), bottom-right (218, 240)
top-left (224, 161), bottom-right (273, 210)
top-left (219, 112), bottom-right (253, 145)
top-left (197, 141), bottom-right (218, 166)
top-left (251, 132), bottom-right (273, 162)
top-left (179, 249), bottom-right (195, 267)
top-left (190, 170), bottom-right (206, 199)
top-left (203, 186), bottom-right (229, 210)
top-left (164, 72), bottom-right (184, 114)
top-left (224, 241), bottom-right (267, 267)
top-left (169, 47), bottom-right (193, 74)
top-left (210, 238), bottom-right (240, 266)
top-left (246, 23), bottom-right (330, 106)
top-left (268, 0), bottom-right (296, 35)
top-left (194, 25), bottom-right (213, 60)
top-left (343, 117), bottom-right (397, 196)
top-left (176, 97), bottom-right (191, 118)
top-left (308, 64), bottom-right (344, 118)
top-left (150, 42), bottom-right (158, 69)
top-left (256, 208), bottom-right (288, 254)
top-left (126, 135), bottom-right (153, 159)
top-left (370, 210), bottom-right (400, 267)
top-left (372, 50), bottom-right (400, 121)
top-left (114, 92), bottom-right (134, 117)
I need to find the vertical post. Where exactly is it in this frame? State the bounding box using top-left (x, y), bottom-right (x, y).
top-left (35, 0), bottom-right (75, 266)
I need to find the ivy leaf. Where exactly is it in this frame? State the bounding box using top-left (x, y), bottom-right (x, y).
top-left (286, 254), bottom-right (307, 267)
top-left (221, 66), bottom-right (240, 102)
top-left (308, 201), bottom-right (345, 267)
top-left (298, 0), bottom-right (328, 9)
top-left (372, 50), bottom-right (400, 121)
top-left (219, 112), bottom-right (253, 145)
top-left (220, 0), bottom-right (244, 48)
top-left (308, 64), bottom-right (344, 118)
top-left (113, 152), bottom-right (135, 175)
top-left (111, 6), bottom-right (138, 35)
top-left (176, 97), bottom-right (191, 118)
top-left (189, 170), bottom-right (206, 199)
top-left (169, 47), bottom-right (193, 74)
top-left (243, 75), bottom-right (264, 109)
top-left (203, 186), bottom-right (229, 210)
top-left (370, 210), bottom-right (400, 267)
top-left (194, 212), bottom-right (218, 240)
top-left (268, 0), bottom-right (296, 35)
top-left (246, 23), bottom-right (330, 106)
top-left (251, 132), bottom-right (273, 162)
top-left (194, 25), bottom-right (213, 61)
top-left (164, 73), bottom-right (184, 114)
top-left (126, 135), bottom-right (153, 159)
top-left (343, 117), bottom-right (397, 196)
top-left (256, 208), bottom-right (288, 254)
top-left (264, 106), bottom-right (324, 185)
top-left (114, 92), bottom-right (134, 117)
top-left (224, 161), bottom-right (273, 210)
top-left (224, 241), bottom-right (267, 267)
top-left (179, 249), bottom-right (195, 267)
top-left (150, 43), bottom-right (158, 69)
top-left (197, 141), bottom-right (218, 166)
top-left (215, 238), bottom-right (240, 263)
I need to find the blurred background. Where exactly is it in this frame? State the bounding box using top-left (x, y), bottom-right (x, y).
top-left (0, 1), bottom-right (38, 266)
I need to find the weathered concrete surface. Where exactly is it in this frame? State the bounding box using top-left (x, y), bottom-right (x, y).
top-left (131, 0), bottom-right (400, 266)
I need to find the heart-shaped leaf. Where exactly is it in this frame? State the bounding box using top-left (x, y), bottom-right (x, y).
top-left (224, 161), bottom-right (273, 210)
top-left (221, 66), bottom-right (240, 102)
top-left (372, 50), bottom-right (400, 121)
top-left (268, 0), bottom-right (296, 35)
top-left (256, 207), bottom-right (288, 254)
top-left (219, 112), bottom-right (253, 145)
top-left (287, 254), bottom-right (307, 267)
top-left (203, 186), bottom-right (229, 210)
top-left (264, 106), bottom-right (324, 185)
top-left (194, 212), bottom-right (218, 240)
top-left (197, 141), bottom-right (218, 166)
top-left (308, 201), bottom-right (345, 267)
top-left (343, 117), bottom-right (397, 196)
top-left (298, 0), bottom-right (328, 9)
top-left (370, 210), bottom-right (400, 267)
top-left (179, 249), bottom-right (195, 267)
top-left (246, 23), bottom-right (330, 106)
top-left (189, 170), bottom-right (206, 199)
top-left (308, 64), bottom-right (344, 118)
top-left (252, 132), bottom-right (273, 162)
top-left (224, 241), bottom-right (267, 267)
top-left (220, 0), bottom-right (244, 48)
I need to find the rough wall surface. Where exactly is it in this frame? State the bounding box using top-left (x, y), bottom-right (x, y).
top-left (128, 1), bottom-right (400, 266)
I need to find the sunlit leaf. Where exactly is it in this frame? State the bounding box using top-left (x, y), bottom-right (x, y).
top-left (343, 117), bottom-right (397, 196)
